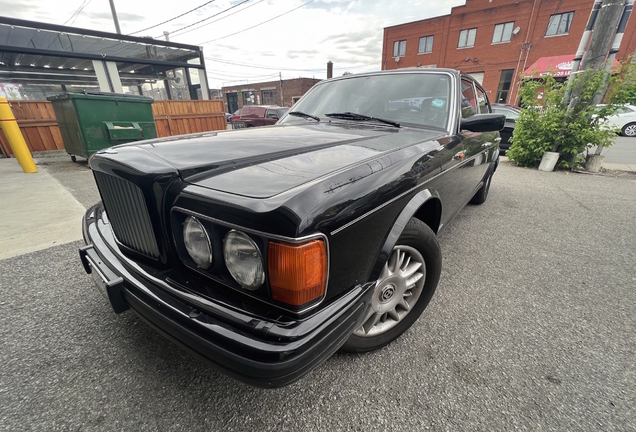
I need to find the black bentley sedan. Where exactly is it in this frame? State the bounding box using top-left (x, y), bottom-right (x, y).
top-left (80, 69), bottom-right (504, 387)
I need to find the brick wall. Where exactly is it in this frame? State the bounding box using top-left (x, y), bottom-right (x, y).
top-left (383, 0), bottom-right (636, 104)
top-left (222, 77), bottom-right (321, 110)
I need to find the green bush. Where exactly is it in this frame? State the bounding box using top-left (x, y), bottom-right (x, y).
top-left (508, 63), bottom-right (636, 169)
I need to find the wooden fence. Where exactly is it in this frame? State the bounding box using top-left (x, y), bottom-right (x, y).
top-left (153, 100), bottom-right (227, 137)
top-left (0, 99), bottom-right (227, 157)
top-left (0, 101), bottom-right (64, 157)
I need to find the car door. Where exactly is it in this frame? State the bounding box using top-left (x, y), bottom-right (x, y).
top-left (459, 79), bottom-right (495, 203)
top-left (265, 109), bottom-right (279, 125)
top-left (614, 106), bottom-right (636, 131)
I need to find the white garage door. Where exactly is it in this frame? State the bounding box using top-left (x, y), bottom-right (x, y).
top-left (468, 72), bottom-right (484, 85)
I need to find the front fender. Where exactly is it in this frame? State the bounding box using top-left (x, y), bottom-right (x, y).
top-left (367, 189), bottom-right (441, 281)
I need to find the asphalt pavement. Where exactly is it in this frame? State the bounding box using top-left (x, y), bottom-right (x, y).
top-left (1, 161), bottom-right (635, 431)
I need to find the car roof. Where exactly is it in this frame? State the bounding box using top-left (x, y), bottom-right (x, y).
top-left (244, 105), bottom-right (285, 109)
top-left (491, 103), bottom-right (521, 111)
top-left (320, 68), bottom-right (461, 84)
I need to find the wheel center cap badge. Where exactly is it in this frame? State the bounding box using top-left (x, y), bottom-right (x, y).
top-left (381, 284), bottom-right (395, 302)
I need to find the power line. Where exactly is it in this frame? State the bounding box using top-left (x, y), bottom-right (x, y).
top-left (63, 0), bottom-right (91, 25)
top-left (205, 56), bottom-right (376, 73)
top-left (199, 0), bottom-right (316, 44)
top-left (167, 0), bottom-right (260, 38)
top-left (129, 0), bottom-right (217, 35)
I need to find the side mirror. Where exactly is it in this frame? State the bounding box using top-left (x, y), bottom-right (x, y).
top-left (460, 114), bottom-right (506, 132)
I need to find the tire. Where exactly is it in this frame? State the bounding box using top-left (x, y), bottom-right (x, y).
top-left (341, 218), bottom-right (442, 353)
top-left (470, 166), bottom-right (493, 205)
top-left (70, 155), bottom-right (76, 162)
top-left (246, 124), bottom-right (254, 128)
top-left (621, 122), bottom-right (636, 137)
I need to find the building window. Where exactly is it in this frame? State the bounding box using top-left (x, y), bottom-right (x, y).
top-left (458, 28), bottom-right (477, 48)
top-left (492, 22), bottom-right (514, 43)
top-left (418, 36), bottom-right (434, 54)
top-left (546, 12), bottom-right (574, 36)
top-left (495, 69), bottom-right (515, 103)
top-left (262, 89), bottom-right (277, 105)
top-left (242, 90), bottom-right (255, 106)
top-left (393, 40), bottom-right (406, 57)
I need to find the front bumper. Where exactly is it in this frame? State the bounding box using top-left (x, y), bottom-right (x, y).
top-left (80, 203), bottom-right (374, 388)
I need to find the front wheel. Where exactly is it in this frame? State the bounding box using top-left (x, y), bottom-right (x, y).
top-left (621, 122), bottom-right (636, 137)
top-left (341, 218), bottom-right (442, 353)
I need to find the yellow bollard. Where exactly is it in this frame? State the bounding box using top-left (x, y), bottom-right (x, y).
top-left (0, 97), bottom-right (37, 173)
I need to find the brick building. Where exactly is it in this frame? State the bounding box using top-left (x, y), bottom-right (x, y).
top-left (382, 0), bottom-right (636, 104)
top-left (222, 77), bottom-right (320, 113)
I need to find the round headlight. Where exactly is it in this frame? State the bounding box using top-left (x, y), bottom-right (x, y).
top-left (183, 216), bottom-right (212, 269)
top-left (223, 230), bottom-right (265, 291)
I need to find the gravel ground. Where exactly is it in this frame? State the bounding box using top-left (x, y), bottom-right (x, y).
top-left (1, 161), bottom-right (635, 431)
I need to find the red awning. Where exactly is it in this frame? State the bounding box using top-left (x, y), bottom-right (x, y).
top-left (524, 54), bottom-right (619, 77)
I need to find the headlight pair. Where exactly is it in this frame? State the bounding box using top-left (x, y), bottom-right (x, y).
top-left (183, 217), bottom-right (264, 291)
top-left (181, 215), bottom-right (328, 308)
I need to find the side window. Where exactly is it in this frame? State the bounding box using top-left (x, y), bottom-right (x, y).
top-left (266, 109), bottom-right (278, 119)
top-left (476, 86), bottom-right (490, 114)
top-left (461, 80), bottom-right (478, 119)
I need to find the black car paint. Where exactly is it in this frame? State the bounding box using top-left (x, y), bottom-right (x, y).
top-left (491, 104), bottom-right (521, 151)
top-left (81, 70), bottom-right (502, 387)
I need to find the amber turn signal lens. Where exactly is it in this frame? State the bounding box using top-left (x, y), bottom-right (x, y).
top-left (268, 239), bottom-right (327, 307)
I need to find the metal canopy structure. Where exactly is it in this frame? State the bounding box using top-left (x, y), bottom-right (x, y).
top-left (0, 17), bottom-right (209, 100)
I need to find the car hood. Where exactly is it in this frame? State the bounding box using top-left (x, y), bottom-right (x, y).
top-left (133, 123), bottom-right (445, 198)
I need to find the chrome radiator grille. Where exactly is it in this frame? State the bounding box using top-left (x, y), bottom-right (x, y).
top-left (93, 171), bottom-right (160, 259)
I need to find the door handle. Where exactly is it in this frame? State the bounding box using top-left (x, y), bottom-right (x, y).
top-left (494, 137), bottom-right (502, 142)
top-left (481, 142), bottom-right (492, 147)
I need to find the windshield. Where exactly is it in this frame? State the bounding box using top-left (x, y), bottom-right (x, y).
top-left (280, 73), bottom-right (452, 130)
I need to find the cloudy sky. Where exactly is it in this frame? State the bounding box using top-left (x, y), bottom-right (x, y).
top-left (1, 0), bottom-right (465, 88)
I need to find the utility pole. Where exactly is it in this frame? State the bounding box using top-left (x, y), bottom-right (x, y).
top-left (279, 72), bottom-right (284, 106)
top-left (108, 0), bottom-right (122, 34)
top-left (593, 0), bottom-right (633, 98)
top-left (563, 0), bottom-right (603, 104)
top-left (556, 0), bottom-right (628, 161)
top-left (563, 0), bottom-right (627, 109)
top-left (581, 0), bottom-right (627, 72)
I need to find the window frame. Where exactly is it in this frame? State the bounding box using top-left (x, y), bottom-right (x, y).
top-left (475, 85), bottom-right (491, 115)
top-left (492, 22), bottom-right (514, 44)
top-left (495, 69), bottom-right (515, 104)
top-left (393, 40), bottom-right (407, 57)
top-left (460, 78), bottom-right (479, 120)
top-left (458, 28), bottom-right (477, 49)
top-left (545, 12), bottom-right (574, 36)
top-left (418, 35), bottom-right (434, 54)
top-left (261, 89), bottom-right (277, 105)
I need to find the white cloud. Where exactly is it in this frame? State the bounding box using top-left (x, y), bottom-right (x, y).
top-left (1, 0), bottom-right (465, 88)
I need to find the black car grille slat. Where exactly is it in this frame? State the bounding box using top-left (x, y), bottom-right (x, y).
top-left (93, 171), bottom-right (160, 259)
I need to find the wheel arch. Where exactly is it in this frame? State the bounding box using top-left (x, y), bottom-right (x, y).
top-left (367, 189), bottom-right (441, 282)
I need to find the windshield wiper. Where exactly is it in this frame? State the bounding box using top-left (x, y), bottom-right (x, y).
top-left (288, 111), bottom-right (320, 122)
top-left (325, 112), bottom-right (400, 128)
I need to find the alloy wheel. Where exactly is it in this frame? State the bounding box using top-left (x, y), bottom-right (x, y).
top-left (354, 245), bottom-right (426, 337)
top-left (624, 124), bottom-right (636, 137)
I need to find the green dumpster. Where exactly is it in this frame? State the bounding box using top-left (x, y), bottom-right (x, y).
top-left (47, 92), bottom-right (157, 161)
